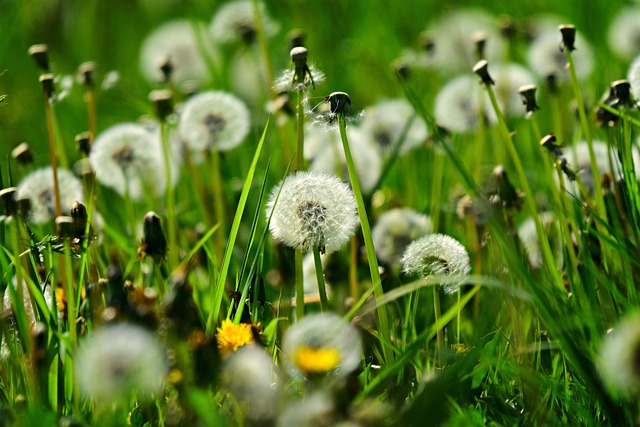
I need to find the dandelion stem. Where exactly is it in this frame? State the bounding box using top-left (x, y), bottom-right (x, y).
top-left (210, 149), bottom-right (227, 261)
top-left (295, 248), bottom-right (304, 319)
top-left (296, 91), bottom-right (304, 171)
top-left (312, 246), bottom-right (328, 311)
top-left (338, 115), bottom-right (393, 365)
top-left (160, 121), bottom-right (178, 269)
top-left (43, 98), bottom-right (62, 220)
top-left (251, 0), bottom-right (275, 96)
top-left (433, 286), bottom-right (443, 351)
top-left (350, 236), bottom-right (358, 300)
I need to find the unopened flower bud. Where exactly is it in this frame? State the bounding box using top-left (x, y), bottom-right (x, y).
top-left (518, 84), bottom-right (540, 113)
top-left (71, 201), bottom-right (88, 240)
top-left (540, 134), bottom-right (563, 157)
top-left (473, 60), bottom-right (494, 85)
top-left (326, 91), bottom-right (352, 118)
top-left (559, 24), bottom-right (576, 52)
top-left (140, 211), bottom-right (167, 263)
top-left (75, 131), bottom-right (92, 157)
top-left (0, 187), bottom-right (18, 217)
top-left (12, 142), bottom-right (34, 165)
top-left (28, 44), bottom-right (50, 72)
top-left (78, 62), bottom-right (96, 88)
top-left (56, 216), bottom-right (75, 238)
top-left (149, 89), bottom-right (174, 122)
top-left (39, 74), bottom-right (55, 99)
top-left (473, 31), bottom-right (487, 60)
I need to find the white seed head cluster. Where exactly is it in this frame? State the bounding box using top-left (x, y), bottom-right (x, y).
top-left (272, 67), bottom-right (326, 93)
top-left (210, 0), bottom-right (279, 44)
top-left (360, 98), bottom-right (428, 156)
top-left (266, 171), bottom-right (358, 254)
top-left (282, 312), bottom-right (362, 380)
top-left (527, 29), bottom-right (594, 81)
top-left (220, 345), bottom-right (280, 421)
top-left (90, 123), bottom-right (173, 201)
top-left (277, 391), bottom-right (335, 427)
top-left (628, 55), bottom-right (640, 101)
top-left (75, 323), bottom-right (168, 403)
top-left (490, 63), bottom-right (537, 117)
top-left (372, 208), bottom-right (433, 269)
top-left (401, 233), bottom-right (471, 294)
top-left (598, 312), bottom-right (640, 395)
top-left (608, 7), bottom-right (640, 61)
top-left (178, 91), bottom-right (250, 154)
top-left (17, 167), bottom-right (83, 225)
top-left (517, 212), bottom-right (563, 269)
top-left (229, 49), bottom-right (269, 106)
top-left (307, 126), bottom-right (382, 195)
top-left (139, 19), bottom-right (216, 85)
top-left (434, 75), bottom-right (497, 133)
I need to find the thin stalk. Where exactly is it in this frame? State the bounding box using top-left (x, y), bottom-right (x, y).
top-left (349, 236), bottom-right (358, 300)
top-left (294, 88), bottom-right (306, 320)
top-left (433, 287), bottom-right (443, 350)
top-left (295, 248), bottom-right (304, 319)
top-left (160, 121), bottom-right (178, 269)
top-left (210, 149), bottom-right (226, 260)
top-left (251, 0), bottom-right (275, 96)
top-left (338, 116), bottom-right (393, 365)
top-left (86, 86), bottom-right (97, 138)
top-left (43, 98), bottom-right (62, 219)
top-left (312, 247), bottom-right (328, 311)
top-left (296, 91), bottom-right (304, 171)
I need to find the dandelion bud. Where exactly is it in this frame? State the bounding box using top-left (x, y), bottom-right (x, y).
top-left (140, 211), bottom-right (167, 263)
top-left (472, 31), bottom-right (487, 61)
top-left (17, 196), bottom-right (31, 221)
top-left (11, 142), bottom-right (34, 166)
top-left (491, 165), bottom-right (522, 209)
top-left (0, 187), bottom-right (18, 217)
top-left (392, 59), bottom-right (411, 81)
top-left (28, 44), bottom-right (50, 72)
top-left (288, 28), bottom-right (306, 49)
top-left (77, 62), bottom-right (96, 88)
top-left (290, 46), bottom-right (308, 64)
top-left (472, 59), bottom-right (494, 85)
top-left (159, 56), bottom-right (174, 83)
top-left (55, 216), bottom-right (74, 238)
top-left (325, 91), bottom-right (352, 119)
top-left (39, 73), bottom-right (55, 99)
top-left (540, 134), bottom-right (562, 157)
top-left (559, 24), bottom-right (576, 52)
top-left (71, 201), bottom-right (88, 240)
top-left (545, 73), bottom-right (558, 94)
top-left (149, 89), bottom-right (174, 122)
top-left (518, 84), bottom-right (540, 113)
top-left (75, 131), bottom-right (92, 157)
top-left (611, 79), bottom-right (634, 108)
top-left (401, 234), bottom-right (471, 294)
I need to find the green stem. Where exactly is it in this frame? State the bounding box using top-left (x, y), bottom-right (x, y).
top-left (433, 286), bottom-right (443, 351)
top-left (295, 248), bottom-right (304, 319)
top-left (338, 116), bottom-right (393, 365)
top-left (160, 121), bottom-right (178, 269)
top-left (312, 247), bottom-right (328, 311)
top-left (297, 91), bottom-right (304, 171)
top-left (210, 149), bottom-right (226, 261)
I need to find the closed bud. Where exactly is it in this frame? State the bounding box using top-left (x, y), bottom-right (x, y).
top-left (78, 62), bottom-right (96, 88)
top-left (473, 59), bottom-right (494, 85)
top-left (540, 134), bottom-right (563, 157)
top-left (71, 201), bottom-right (88, 240)
top-left (559, 24), bottom-right (576, 52)
top-left (28, 44), bottom-right (50, 72)
top-left (473, 31), bottom-right (487, 61)
top-left (12, 142), bottom-right (34, 165)
top-left (39, 73), bottom-right (55, 99)
top-left (139, 211), bottom-right (167, 263)
top-left (0, 187), bottom-right (18, 217)
top-left (75, 131), bottom-right (92, 156)
top-left (149, 89), bottom-right (174, 122)
top-left (518, 84), bottom-right (540, 113)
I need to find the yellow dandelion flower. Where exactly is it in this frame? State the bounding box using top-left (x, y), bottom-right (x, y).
top-left (294, 346), bottom-right (341, 374)
top-left (216, 319), bottom-right (255, 356)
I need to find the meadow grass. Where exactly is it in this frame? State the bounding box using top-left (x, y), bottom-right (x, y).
top-left (1, 0), bottom-right (640, 426)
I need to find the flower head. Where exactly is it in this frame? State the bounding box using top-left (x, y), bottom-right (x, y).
top-left (273, 46), bottom-right (325, 93)
top-left (266, 171), bottom-right (358, 254)
top-left (360, 98), bottom-right (428, 156)
top-left (216, 319), bottom-right (256, 356)
top-left (89, 123), bottom-right (176, 201)
top-left (282, 313), bottom-right (362, 379)
top-left (178, 91), bottom-right (250, 155)
top-left (434, 75), bottom-right (497, 133)
top-left (527, 28), bottom-right (593, 82)
top-left (210, 0), bottom-right (279, 45)
top-left (372, 208), bottom-right (433, 269)
top-left (75, 323), bottom-right (168, 403)
top-left (599, 312), bottom-right (640, 395)
top-left (608, 7), bottom-right (640, 61)
top-left (401, 234), bottom-right (471, 294)
top-left (16, 167), bottom-right (83, 225)
top-left (139, 19), bottom-right (216, 85)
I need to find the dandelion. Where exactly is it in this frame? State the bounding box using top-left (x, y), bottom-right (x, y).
top-left (139, 19), bottom-right (216, 85)
top-left (178, 91), bottom-right (250, 155)
top-left (372, 208), bottom-right (433, 269)
top-left (434, 74), bottom-right (497, 133)
top-left (608, 7), bottom-right (640, 61)
top-left (74, 323), bottom-right (168, 403)
top-left (517, 212), bottom-right (563, 269)
top-left (627, 55), bottom-right (640, 101)
top-left (277, 392), bottom-right (335, 427)
top-left (216, 319), bottom-right (256, 356)
top-left (210, 0), bottom-right (279, 45)
top-left (266, 171), bottom-right (358, 254)
top-left (307, 125), bottom-right (382, 195)
top-left (16, 167), bottom-right (83, 225)
top-left (220, 345), bottom-right (280, 422)
top-left (490, 63), bottom-right (538, 117)
top-left (272, 46), bottom-right (326, 93)
top-left (426, 9), bottom-right (505, 74)
top-left (401, 234), bottom-right (471, 294)
top-left (360, 98), bottom-right (428, 156)
top-left (599, 312), bottom-right (640, 395)
top-left (89, 123), bottom-right (175, 201)
top-left (527, 28), bottom-right (594, 82)
top-left (282, 312), bottom-right (362, 379)
top-left (229, 47), bottom-right (269, 105)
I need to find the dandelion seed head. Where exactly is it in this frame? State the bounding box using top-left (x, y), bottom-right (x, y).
top-left (16, 167), bottom-right (83, 225)
top-left (75, 323), bottom-right (168, 403)
top-left (608, 7), bottom-right (640, 61)
top-left (401, 234), bottom-right (471, 294)
top-left (178, 91), bottom-right (250, 155)
top-left (210, 1), bottom-right (279, 45)
top-left (282, 312), bottom-right (362, 379)
top-left (517, 212), bottom-right (563, 269)
top-left (266, 171), bottom-right (358, 254)
top-left (434, 74), bottom-right (497, 133)
top-left (272, 67), bottom-right (326, 93)
top-left (372, 208), bottom-right (433, 269)
top-left (360, 99), bottom-right (428, 156)
top-left (89, 123), bottom-right (176, 201)
top-left (527, 29), bottom-right (594, 81)
top-left (140, 20), bottom-right (215, 85)
top-left (627, 55), bottom-right (640, 101)
top-left (277, 392), bottom-right (334, 427)
top-left (599, 312), bottom-right (640, 395)
top-left (491, 63), bottom-right (537, 117)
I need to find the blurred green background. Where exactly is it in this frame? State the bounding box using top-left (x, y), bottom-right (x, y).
top-left (0, 0), bottom-right (631, 168)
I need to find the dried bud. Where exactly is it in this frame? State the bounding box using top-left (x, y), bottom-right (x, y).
top-left (559, 24), bottom-right (576, 52)
top-left (540, 134), bottom-right (563, 157)
top-left (28, 44), bottom-right (50, 72)
top-left (288, 28), bottom-right (305, 49)
top-left (159, 56), bottom-right (173, 84)
top-left (392, 59), bottom-right (411, 81)
top-left (0, 187), bottom-right (18, 217)
top-left (290, 46), bottom-right (308, 65)
top-left (325, 91), bottom-right (352, 119)
top-left (545, 73), bottom-right (558, 95)
top-left (473, 60), bottom-right (494, 85)
top-left (78, 62), bottom-right (96, 88)
top-left (12, 142), bottom-right (34, 165)
top-left (491, 165), bottom-right (521, 209)
top-left (611, 79), bottom-right (634, 108)
top-left (518, 84), bottom-right (540, 113)
top-left (56, 216), bottom-right (75, 238)
top-left (75, 131), bottom-right (92, 156)
top-left (71, 201), bottom-right (88, 240)
top-left (39, 74), bottom-right (55, 99)
top-left (473, 31), bottom-right (487, 61)
top-left (139, 211), bottom-right (167, 263)
top-left (17, 196), bottom-right (31, 221)
top-left (149, 89), bottom-right (174, 122)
